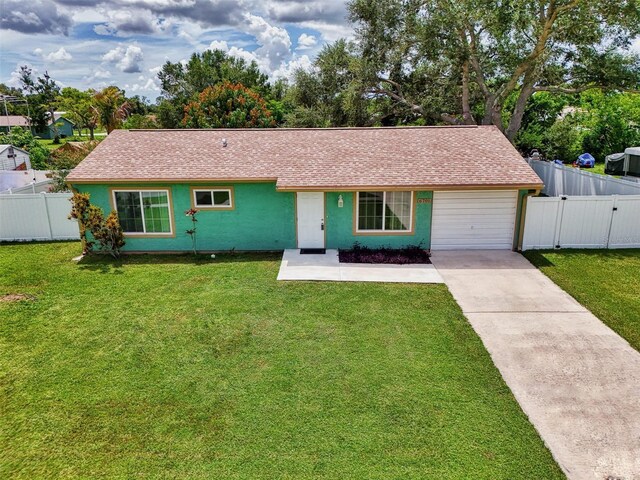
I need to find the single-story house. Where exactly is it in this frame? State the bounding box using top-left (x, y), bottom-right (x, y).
top-left (0, 114), bottom-right (75, 139)
top-left (66, 126), bottom-right (544, 252)
top-left (0, 144), bottom-right (31, 170)
top-left (36, 113), bottom-right (75, 140)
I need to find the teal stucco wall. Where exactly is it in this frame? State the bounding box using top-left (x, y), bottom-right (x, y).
top-left (76, 182), bottom-right (297, 251)
top-left (325, 191), bottom-right (433, 250)
top-left (74, 183), bottom-right (434, 251)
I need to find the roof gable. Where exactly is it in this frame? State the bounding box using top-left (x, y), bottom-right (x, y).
top-left (0, 144), bottom-right (30, 156)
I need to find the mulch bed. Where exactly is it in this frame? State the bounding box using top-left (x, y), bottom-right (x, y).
top-left (339, 244), bottom-right (431, 265)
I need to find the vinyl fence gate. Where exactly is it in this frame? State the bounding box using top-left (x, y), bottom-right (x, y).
top-left (522, 195), bottom-right (640, 250)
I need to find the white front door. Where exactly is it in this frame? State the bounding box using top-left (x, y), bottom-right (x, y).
top-left (296, 192), bottom-right (325, 248)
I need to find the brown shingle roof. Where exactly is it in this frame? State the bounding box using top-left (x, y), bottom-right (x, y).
top-left (66, 126), bottom-right (543, 189)
top-left (0, 116), bottom-right (30, 127)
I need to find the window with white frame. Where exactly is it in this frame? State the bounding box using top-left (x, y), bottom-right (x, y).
top-left (113, 190), bottom-right (172, 234)
top-left (193, 188), bottom-right (233, 208)
top-left (356, 191), bottom-right (413, 232)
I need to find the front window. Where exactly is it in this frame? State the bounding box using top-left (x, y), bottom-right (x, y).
top-left (357, 191), bottom-right (413, 233)
top-left (113, 190), bottom-right (172, 234)
top-left (192, 188), bottom-right (233, 208)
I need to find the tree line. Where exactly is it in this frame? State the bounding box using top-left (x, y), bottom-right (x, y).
top-left (2, 0), bottom-right (639, 164)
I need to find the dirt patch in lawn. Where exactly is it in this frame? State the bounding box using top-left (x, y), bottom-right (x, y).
top-left (1, 293), bottom-right (35, 303)
top-left (339, 244), bottom-right (431, 264)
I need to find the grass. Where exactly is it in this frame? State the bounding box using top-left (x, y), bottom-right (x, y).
top-left (591, 162), bottom-right (606, 175)
top-left (525, 249), bottom-right (640, 352)
top-left (36, 138), bottom-right (63, 151)
top-left (561, 162), bottom-right (608, 176)
top-left (0, 243), bottom-right (564, 479)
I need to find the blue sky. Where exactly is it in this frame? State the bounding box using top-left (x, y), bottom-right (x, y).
top-left (0, 0), bottom-right (353, 100)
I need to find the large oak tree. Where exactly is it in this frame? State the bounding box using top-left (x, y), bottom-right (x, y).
top-left (340, 0), bottom-right (640, 141)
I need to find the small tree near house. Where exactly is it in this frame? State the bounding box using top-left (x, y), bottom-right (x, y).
top-left (69, 192), bottom-right (125, 258)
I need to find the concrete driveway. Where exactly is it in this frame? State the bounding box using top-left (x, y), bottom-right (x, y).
top-left (431, 250), bottom-right (640, 480)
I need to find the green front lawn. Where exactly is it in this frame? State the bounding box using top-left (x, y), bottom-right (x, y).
top-left (525, 249), bottom-right (640, 352)
top-left (1, 243), bottom-right (563, 479)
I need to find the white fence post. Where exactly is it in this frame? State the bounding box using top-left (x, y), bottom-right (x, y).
top-left (553, 197), bottom-right (565, 248)
top-left (42, 193), bottom-right (55, 240)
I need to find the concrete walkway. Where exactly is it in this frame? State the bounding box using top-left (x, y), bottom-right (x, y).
top-left (431, 250), bottom-right (640, 480)
top-left (277, 249), bottom-right (443, 283)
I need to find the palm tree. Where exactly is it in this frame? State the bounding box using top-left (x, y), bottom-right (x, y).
top-left (93, 86), bottom-right (130, 133)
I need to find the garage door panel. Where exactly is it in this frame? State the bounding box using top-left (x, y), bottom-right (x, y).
top-left (432, 215), bottom-right (516, 223)
top-left (434, 201), bottom-right (517, 208)
top-left (431, 190), bottom-right (517, 250)
top-left (435, 228), bottom-right (516, 236)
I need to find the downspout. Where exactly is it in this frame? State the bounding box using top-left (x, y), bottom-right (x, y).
top-left (515, 189), bottom-right (540, 251)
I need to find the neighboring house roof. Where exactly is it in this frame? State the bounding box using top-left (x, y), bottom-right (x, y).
top-left (67, 126), bottom-right (543, 189)
top-left (0, 144), bottom-right (30, 156)
top-left (52, 116), bottom-right (75, 126)
top-left (0, 116), bottom-right (30, 127)
top-left (0, 114), bottom-right (75, 128)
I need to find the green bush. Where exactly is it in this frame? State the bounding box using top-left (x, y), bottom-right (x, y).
top-left (0, 127), bottom-right (50, 169)
top-left (69, 192), bottom-right (125, 258)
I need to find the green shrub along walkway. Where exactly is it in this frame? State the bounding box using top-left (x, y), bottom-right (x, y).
top-left (0, 242), bottom-right (563, 479)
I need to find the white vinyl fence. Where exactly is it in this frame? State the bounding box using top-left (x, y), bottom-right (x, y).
top-left (528, 159), bottom-right (640, 196)
top-left (522, 195), bottom-right (640, 250)
top-left (0, 193), bottom-right (80, 242)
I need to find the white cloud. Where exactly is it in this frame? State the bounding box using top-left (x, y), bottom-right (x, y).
top-left (94, 24), bottom-right (117, 36)
top-left (296, 33), bottom-right (317, 50)
top-left (207, 39), bottom-right (261, 67)
top-left (204, 13), bottom-right (309, 79)
top-left (6, 63), bottom-right (37, 89)
top-left (299, 20), bottom-right (353, 43)
top-left (203, 15), bottom-right (317, 80)
top-left (93, 8), bottom-right (174, 37)
top-left (44, 47), bottom-right (73, 62)
top-left (103, 45), bottom-right (144, 73)
top-left (244, 13), bottom-right (292, 72)
top-left (208, 40), bottom-right (229, 51)
top-left (125, 76), bottom-right (160, 93)
top-left (264, 0), bottom-right (347, 25)
top-left (83, 67), bottom-right (112, 86)
top-left (272, 54), bottom-right (313, 80)
top-left (0, 1), bottom-right (355, 100)
top-left (94, 69), bottom-right (111, 79)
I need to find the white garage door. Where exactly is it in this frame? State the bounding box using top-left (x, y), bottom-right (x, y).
top-left (431, 190), bottom-right (518, 250)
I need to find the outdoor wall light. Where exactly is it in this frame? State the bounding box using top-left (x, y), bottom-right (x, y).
top-left (338, 195), bottom-right (344, 208)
